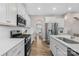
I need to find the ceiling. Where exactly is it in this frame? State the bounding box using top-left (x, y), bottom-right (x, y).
top-left (25, 3), bottom-right (79, 16)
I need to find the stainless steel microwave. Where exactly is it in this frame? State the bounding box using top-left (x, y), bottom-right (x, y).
top-left (17, 14), bottom-right (26, 27)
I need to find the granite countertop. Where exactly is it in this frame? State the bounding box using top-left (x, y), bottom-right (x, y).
top-left (50, 34), bottom-right (79, 53)
top-left (0, 38), bottom-right (24, 56)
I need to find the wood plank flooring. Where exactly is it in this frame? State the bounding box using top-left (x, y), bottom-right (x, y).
top-left (30, 36), bottom-right (52, 56)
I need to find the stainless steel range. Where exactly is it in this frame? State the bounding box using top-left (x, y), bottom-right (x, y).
top-left (10, 30), bottom-right (31, 56)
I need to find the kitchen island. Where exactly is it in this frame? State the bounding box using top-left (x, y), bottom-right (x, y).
top-left (50, 34), bottom-right (79, 56)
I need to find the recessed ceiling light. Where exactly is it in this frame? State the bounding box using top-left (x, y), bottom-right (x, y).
top-left (68, 7), bottom-right (72, 10)
top-left (53, 8), bottom-right (56, 10)
top-left (37, 7), bottom-right (41, 10)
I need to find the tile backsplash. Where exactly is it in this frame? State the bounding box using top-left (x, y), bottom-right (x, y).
top-left (0, 26), bottom-right (27, 40)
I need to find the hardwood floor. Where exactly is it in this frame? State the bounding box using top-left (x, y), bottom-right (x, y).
top-left (30, 36), bottom-right (52, 56)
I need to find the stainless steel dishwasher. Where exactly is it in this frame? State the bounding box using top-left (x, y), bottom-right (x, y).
top-left (67, 48), bottom-right (79, 56)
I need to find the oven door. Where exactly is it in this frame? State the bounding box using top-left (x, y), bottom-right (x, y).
top-left (25, 36), bottom-right (31, 56)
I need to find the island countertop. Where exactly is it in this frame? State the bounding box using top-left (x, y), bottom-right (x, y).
top-left (50, 34), bottom-right (79, 53)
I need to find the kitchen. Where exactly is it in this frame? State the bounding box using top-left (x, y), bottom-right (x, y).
top-left (0, 3), bottom-right (79, 56)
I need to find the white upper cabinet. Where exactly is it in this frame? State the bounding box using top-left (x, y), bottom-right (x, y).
top-left (0, 4), bottom-right (6, 19)
top-left (0, 3), bottom-right (31, 27)
top-left (0, 4), bottom-right (7, 25)
top-left (0, 3), bottom-right (17, 26)
top-left (6, 3), bottom-right (17, 26)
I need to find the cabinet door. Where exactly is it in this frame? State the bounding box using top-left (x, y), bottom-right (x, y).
top-left (55, 40), bottom-right (67, 56)
top-left (0, 4), bottom-right (6, 19)
top-left (7, 40), bottom-right (24, 56)
top-left (56, 40), bottom-right (67, 55)
top-left (17, 47), bottom-right (24, 56)
top-left (50, 37), bottom-right (56, 55)
top-left (0, 4), bottom-right (7, 25)
top-left (50, 36), bottom-right (67, 56)
top-left (56, 46), bottom-right (67, 56)
top-left (0, 4), bottom-right (17, 26)
top-left (7, 45), bottom-right (18, 56)
top-left (53, 44), bottom-right (57, 56)
top-left (17, 40), bottom-right (24, 56)
top-left (6, 3), bottom-right (17, 26)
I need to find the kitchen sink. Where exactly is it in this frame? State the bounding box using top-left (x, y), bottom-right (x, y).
top-left (56, 37), bottom-right (79, 44)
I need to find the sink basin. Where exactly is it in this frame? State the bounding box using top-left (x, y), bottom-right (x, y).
top-left (56, 37), bottom-right (79, 44)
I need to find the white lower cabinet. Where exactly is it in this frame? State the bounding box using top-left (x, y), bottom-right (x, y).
top-left (53, 45), bottom-right (57, 56)
top-left (50, 37), bottom-right (67, 56)
top-left (17, 48), bottom-right (24, 56)
top-left (56, 46), bottom-right (67, 56)
top-left (6, 40), bottom-right (24, 56)
top-left (56, 47), bottom-right (64, 56)
top-left (50, 37), bottom-right (57, 55)
top-left (0, 4), bottom-right (17, 26)
top-left (16, 42), bottom-right (24, 56)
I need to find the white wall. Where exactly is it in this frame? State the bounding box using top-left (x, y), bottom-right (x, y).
top-left (64, 13), bottom-right (79, 34)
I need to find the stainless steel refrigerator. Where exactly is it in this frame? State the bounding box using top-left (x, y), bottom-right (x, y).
top-left (45, 23), bottom-right (58, 44)
top-left (51, 23), bottom-right (58, 35)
